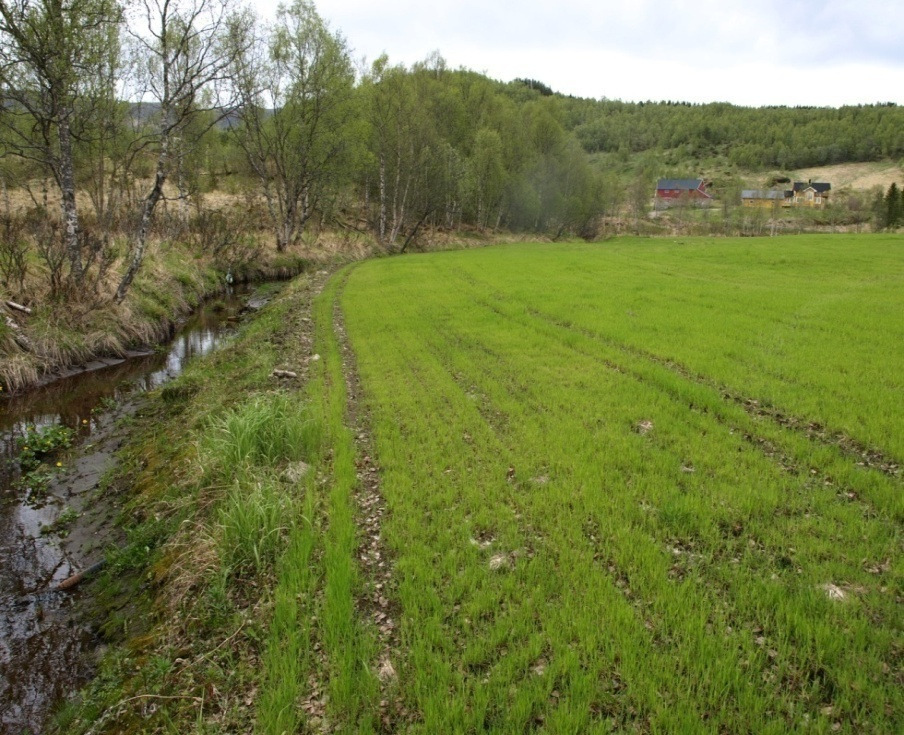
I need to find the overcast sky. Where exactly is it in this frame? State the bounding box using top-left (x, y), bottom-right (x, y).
top-left (251, 0), bottom-right (904, 107)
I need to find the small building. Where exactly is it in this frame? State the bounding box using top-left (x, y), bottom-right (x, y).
top-left (791, 181), bottom-right (831, 207)
top-left (741, 189), bottom-right (792, 208)
top-left (654, 179), bottom-right (712, 208)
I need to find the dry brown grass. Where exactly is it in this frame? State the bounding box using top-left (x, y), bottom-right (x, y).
top-left (1, 245), bottom-right (199, 392)
top-left (790, 162), bottom-right (903, 190)
top-left (154, 520), bottom-right (221, 615)
top-left (0, 350), bottom-right (40, 391)
top-left (0, 227), bottom-right (325, 393)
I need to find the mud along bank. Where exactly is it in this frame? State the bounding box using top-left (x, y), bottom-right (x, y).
top-left (0, 277), bottom-right (312, 735)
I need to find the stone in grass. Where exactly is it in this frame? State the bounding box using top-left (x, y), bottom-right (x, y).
top-left (377, 656), bottom-right (397, 682)
top-left (282, 461), bottom-right (310, 484)
top-left (489, 553), bottom-right (510, 571)
top-left (821, 583), bottom-right (846, 601)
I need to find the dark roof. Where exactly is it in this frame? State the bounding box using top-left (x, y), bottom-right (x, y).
top-left (656, 178), bottom-right (705, 190)
top-left (793, 181), bottom-right (831, 193)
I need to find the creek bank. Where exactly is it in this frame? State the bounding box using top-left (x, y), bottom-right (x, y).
top-left (0, 252), bottom-right (312, 395)
top-left (0, 280), bottom-right (293, 735)
top-left (45, 269), bottom-right (335, 735)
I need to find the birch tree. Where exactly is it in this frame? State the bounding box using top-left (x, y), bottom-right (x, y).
top-left (231, 0), bottom-right (353, 252)
top-left (363, 57), bottom-right (442, 248)
top-left (467, 128), bottom-right (505, 230)
top-left (114, 0), bottom-right (246, 302)
top-left (0, 0), bottom-right (122, 288)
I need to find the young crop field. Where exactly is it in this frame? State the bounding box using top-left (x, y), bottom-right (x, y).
top-left (333, 235), bottom-right (902, 733)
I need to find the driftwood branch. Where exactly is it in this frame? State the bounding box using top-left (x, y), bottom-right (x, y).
top-left (56, 559), bottom-right (107, 591)
top-left (5, 316), bottom-right (31, 349)
top-left (5, 300), bottom-right (32, 315)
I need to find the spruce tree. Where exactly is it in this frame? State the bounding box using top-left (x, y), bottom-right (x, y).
top-left (885, 183), bottom-right (901, 228)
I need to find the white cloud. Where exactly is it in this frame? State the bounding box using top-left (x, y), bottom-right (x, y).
top-left (249, 0), bottom-right (904, 106)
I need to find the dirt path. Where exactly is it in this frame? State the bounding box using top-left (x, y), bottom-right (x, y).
top-left (331, 279), bottom-right (407, 732)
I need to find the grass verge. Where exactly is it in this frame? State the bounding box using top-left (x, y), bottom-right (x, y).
top-left (55, 262), bottom-right (383, 735)
top-left (53, 270), bottom-right (327, 734)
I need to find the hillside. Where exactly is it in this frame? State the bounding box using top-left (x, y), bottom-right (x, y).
top-left (789, 161), bottom-right (904, 191)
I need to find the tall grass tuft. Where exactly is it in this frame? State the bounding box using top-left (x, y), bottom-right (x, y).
top-left (218, 479), bottom-right (296, 576)
top-left (203, 391), bottom-right (321, 579)
top-left (203, 391), bottom-right (321, 480)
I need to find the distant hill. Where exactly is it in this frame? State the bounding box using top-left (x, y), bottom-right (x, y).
top-left (551, 98), bottom-right (904, 171)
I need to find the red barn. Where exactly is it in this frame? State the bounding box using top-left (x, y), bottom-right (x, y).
top-left (654, 178), bottom-right (712, 207)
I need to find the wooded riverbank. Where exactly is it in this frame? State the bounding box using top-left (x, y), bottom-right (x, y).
top-left (0, 244), bottom-right (312, 395)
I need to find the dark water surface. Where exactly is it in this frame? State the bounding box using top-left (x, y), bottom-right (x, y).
top-left (0, 283), bottom-right (276, 734)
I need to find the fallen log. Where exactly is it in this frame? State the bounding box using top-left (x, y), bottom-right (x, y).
top-left (5, 315), bottom-right (30, 349)
top-left (56, 559), bottom-right (107, 591)
top-left (5, 300), bottom-right (31, 315)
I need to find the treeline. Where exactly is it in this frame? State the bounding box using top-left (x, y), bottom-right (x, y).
top-left (566, 100), bottom-right (904, 169)
top-left (1, 0), bottom-right (902, 301)
top-left (875, 183), bottom-right (904, 229)
top-left (0, 0), bottom-right (618, 299)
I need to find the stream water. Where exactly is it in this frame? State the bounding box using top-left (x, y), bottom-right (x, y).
top-left (0, 283), bottom-right (279, 734)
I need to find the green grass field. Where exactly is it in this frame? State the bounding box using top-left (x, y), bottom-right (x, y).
top-left (55, 236), bottom-right (902, 735)
top-left (335, 235), bottom-right (902, 733)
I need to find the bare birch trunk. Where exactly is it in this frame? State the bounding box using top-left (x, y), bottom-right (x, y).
top-left (378, 151), bottom-right (387, 242)
top-left (114, 138), bottom-right (169, 303)
top-left (389, 174), bottom-right (409, 245)
top-left (58, 115), bottom-right (83, 283)
top-left (176, 144), bottom-right (190, 222)
top-left (389, 140), bottom-right (403, 243)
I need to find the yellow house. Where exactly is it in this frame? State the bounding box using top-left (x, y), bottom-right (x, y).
top-left (741, 190), bottom-right (791, 208)
top-left (791, 181), bottom-right (831, 207)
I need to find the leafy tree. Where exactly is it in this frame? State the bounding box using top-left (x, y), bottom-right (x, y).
top-left (513, 78), bottom-right (554, 97)
top-left (466, 128), bottom-right (505, 229)
top-left (231, 0), bottom-right (354, 252)
top-left (361, 56), bottom-right (434, 247)
top-left (884, 182), bottom-right (901, 228)
top-left (0, 0), bottom-right (122, 289)
top-left (114, 0), bottom-right (247, 302)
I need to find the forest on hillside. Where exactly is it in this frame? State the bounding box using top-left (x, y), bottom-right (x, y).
top-left (1, 0), bottom-right (903, 298)
top-left (566, 99), bottom-right (904, 169)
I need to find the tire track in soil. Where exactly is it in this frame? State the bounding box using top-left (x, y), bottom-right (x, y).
top-left (331, 278), bottom-right (408, 733)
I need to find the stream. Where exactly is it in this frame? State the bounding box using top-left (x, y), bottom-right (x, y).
top-left (0, 282), bottom-right (281, 734)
